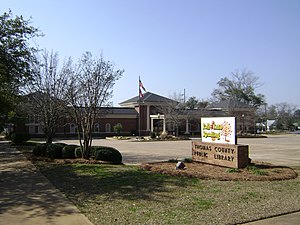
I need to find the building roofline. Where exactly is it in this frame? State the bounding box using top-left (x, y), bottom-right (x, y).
top-left (119, 91), bottom-right (177, 107)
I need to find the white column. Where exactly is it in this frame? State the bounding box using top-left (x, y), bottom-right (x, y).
top-left (162, 118), bottom-right (167, 135)
top-left (185, 118), bottom-right (190, 134)
top-left (147, 105), bottom-right (150, 131)
top-left (151, 118), bottom-right (154, 132)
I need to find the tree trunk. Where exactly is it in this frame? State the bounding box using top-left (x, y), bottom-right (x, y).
top-left (176, 125), bottom-right (179, 137)
top-left (83, 137), bottom-right (91, 159)
top-left (46, 135), bottom-right (52, 144)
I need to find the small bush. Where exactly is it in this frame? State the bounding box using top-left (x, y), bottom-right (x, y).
top-left (10, 133), bottom-right (31, 144)
top-left (150, 132), bottom-right (157, 139)
top-left (75, 147), bottom-right (83, 158)
top-left (246, 164), bottom-right (268, 176)
top-left (62, 145), bottom-right (78, 159)
top-left (90, 146), bottom-right (101, 158)
top-left (46, 143), bottom-right (65, 159)
top-left (183, 158), bottom-right (193, 163)
top-left (113, 123), bottom-right (123, 135)
top-left (33, 143), bottom-right (49, 157)
top-left (93, 146), bottom-right (122, 164)
top-left (227, 168), bottom-right (240, 173)
top-left (252, 169), bottom-right (268, 176)
top-left (168, 159), bottom-right (178, 163)
top-left (160, 133), bottom-right (168, 139)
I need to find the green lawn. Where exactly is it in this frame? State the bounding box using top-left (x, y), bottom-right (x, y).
top-left (35, 162), bottom-right (300, 225)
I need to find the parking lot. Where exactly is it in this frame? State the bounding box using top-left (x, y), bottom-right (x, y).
top-left (59, 134), bottom-right (300, 167)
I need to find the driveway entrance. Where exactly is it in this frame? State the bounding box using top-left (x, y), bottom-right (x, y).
top-left (59, 134), bottom-right (300, 167)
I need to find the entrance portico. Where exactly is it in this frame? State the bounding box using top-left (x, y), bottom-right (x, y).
top-left (119, 91), bottom-right (256, 136)
top-left (150, 114), bottom-right (167, 135)
top-left (119, 92), bottom-right (177, 136)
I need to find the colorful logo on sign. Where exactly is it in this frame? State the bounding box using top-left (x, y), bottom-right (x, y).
top-left (201, 117), bottom-right (236, 145)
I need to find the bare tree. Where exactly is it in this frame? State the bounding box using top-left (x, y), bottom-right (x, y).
top-left (64, 52), bottom-right (123, 159)
top-left (155, 92), bottom-right (185, 136)
top-left (274, 103), bottom-right (297, 130)
top-left (25, 50), bottom-right (67, 143)
top-left (212, 69), bottom-right (265, 107)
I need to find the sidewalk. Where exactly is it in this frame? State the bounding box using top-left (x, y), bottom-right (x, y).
top-left (0, 141), bottom-right (93, 225)
top-left (241, 211), bottom-right (300, 225)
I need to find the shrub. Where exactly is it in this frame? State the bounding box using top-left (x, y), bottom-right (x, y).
top-left (46, 143), bottom-right (65, 159)
top-left (10, 133), bottom-right (31, 144)
top-left (226, 168), bottom-right (240, 173)
top-left (93, 146), bottom-right (122, 164)
top-left (75, 147), bottom-right (83, 158)
top-left (113, 123), bottom-right (123, 135)
top-left (168, 158), bottom-right (178, 163)
top-left (183, 158), bottom-right (193, 163)
top-left (160, 133), bottom-right (168, 139)
top-left (62, 145), bottom-right (78, 159)
top-left (33, 143), bottom-right (49, 156)
top-left (246, 164), bottom-right (268, 176)
top-left (90, 146), bottom-right (100, 158)
top-left (150, 132), bottom-right (157, 139)
top-left (74, 146), bottom-right (96, 159)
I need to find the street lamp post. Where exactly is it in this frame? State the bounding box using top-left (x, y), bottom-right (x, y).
top-left (264, 103), bottom-right (268, 134)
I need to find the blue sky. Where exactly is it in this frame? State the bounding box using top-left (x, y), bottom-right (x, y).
top-left (2, 0), bottom-right (300, 107)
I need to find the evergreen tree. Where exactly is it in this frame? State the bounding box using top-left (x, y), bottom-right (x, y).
top-left (0, 10), bottom-right (41, 124)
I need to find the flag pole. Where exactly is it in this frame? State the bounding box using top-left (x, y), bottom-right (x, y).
top-left (138, 76), bottom-right (141, 139)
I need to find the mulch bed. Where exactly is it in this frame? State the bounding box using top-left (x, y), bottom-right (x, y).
top-left (24, 153), bottom-right (110, 164)
top-left (140, 161), bottom-right (298, 181)
top-left (24, 152), bottom-right (298, 181)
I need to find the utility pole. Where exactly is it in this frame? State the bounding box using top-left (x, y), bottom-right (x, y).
top-left (265, 103), bottom-right (268, 134)
top-left (181, 88), bottom-right (186, 103)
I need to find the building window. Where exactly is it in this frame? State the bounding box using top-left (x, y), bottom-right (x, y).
top-left (94, 123), bottom-right (100, 133)
top-left (105, 123), bottom-right (111, 133)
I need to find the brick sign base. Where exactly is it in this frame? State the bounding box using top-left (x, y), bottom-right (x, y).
top-left (192, 141), bottom-right (249, 168)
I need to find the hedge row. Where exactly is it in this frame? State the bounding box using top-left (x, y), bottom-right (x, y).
top-left (91, 146), bottom-right (122, 164)
top-left (32, 143), bottom-right (122, 164)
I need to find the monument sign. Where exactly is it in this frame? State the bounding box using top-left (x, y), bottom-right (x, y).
top-left (192, 117), bottom-right (249, 168)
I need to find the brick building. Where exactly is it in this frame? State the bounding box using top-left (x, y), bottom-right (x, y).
top-left (16, 92), bottom-right (256, 137)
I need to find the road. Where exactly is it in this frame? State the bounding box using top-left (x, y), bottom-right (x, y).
top-left (58, 134), bottom-right (300, 167)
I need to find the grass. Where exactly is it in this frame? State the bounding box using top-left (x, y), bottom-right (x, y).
top-left (13, 142), bottom-right (299, 224)
top-left (11, 141), bottom-right (39, 153)
top-left (226, 168), bottom-right (240, 173)
top-left (246, 164), bottom-right (269, 176)
top-left (33, 161), bottom-right (300, 225)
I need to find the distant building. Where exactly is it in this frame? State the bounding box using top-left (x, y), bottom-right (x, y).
top-left (14, 92), bottom-right (256, 137)
top-left (208, 99), bottom-right (256, 134)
